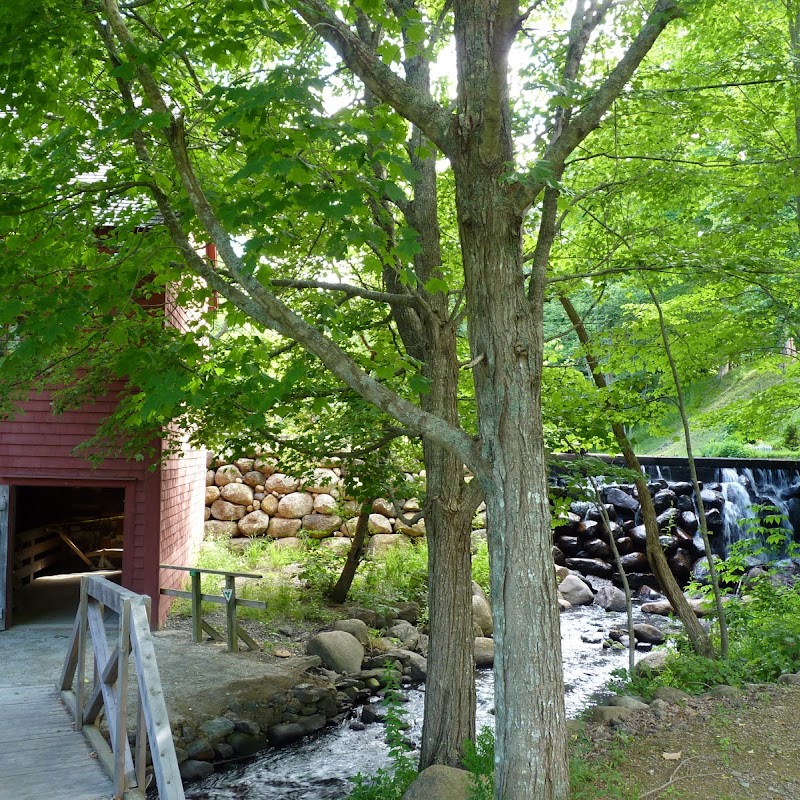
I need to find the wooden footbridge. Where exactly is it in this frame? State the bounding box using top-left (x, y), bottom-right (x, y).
top-left (0, 577), bottom-right (184, 800)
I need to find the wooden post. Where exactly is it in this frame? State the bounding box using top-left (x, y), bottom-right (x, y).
top-left (190, 570), bottom-right (202, 644)
top-left (135, 684), bottom-right (147, 792)
top-left (115, 599), bottom-right (130, 798)
top-left (135, 594), bottom-right (150, 790)
top-left (225, 575), bottom-right (237, 653)
top-left (75, 577), bottom-right (89, 731)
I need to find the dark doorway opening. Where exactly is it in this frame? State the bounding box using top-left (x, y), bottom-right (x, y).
top-left (11, 485), bottom-right (125, 625)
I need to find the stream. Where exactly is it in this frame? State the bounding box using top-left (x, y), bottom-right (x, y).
top-left (185, 598), bottom-right (668, 800)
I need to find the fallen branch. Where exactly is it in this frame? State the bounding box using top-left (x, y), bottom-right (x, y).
top-left (639, 756), bottom-right (724, 799)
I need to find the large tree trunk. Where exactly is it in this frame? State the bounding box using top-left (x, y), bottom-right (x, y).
top-left (384, 36), bottom-right (478, 765)
top-left (420, 426), bottom-right (476, 767)
top-left (449, 6), bottom-right (568, 798)
top-left (453, 169), bottom-right (567, 798)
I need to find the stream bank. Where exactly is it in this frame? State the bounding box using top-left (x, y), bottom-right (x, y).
top-left (174, 598), bottom-right (668, 799)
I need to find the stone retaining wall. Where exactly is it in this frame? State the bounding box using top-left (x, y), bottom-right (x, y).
top-left (203, 454), bottom-right (427, 552)
top-left (203, 454), bottom-right (753, 590)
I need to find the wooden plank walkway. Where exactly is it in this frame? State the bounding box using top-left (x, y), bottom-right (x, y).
top-left (0, 685), bottom-right (113, 800)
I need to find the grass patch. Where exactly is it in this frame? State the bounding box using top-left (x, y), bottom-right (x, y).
top-left (631, 365), bottom-right (788, 456)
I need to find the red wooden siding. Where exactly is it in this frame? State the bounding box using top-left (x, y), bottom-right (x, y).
top-left (157, 435), bottom-right (206, 626)
top-left (0, 389), bottom-right (205, 627)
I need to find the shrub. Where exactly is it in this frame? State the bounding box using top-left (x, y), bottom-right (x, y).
top-left (701, 436), bottom-right (751, 458)
top-left (621, 578), bottom-right (800, 698)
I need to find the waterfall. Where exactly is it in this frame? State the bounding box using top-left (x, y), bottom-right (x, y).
top-left (718, 467), bottom-right (753, 552)
top-left (640, 460), bottom-right (800, 558)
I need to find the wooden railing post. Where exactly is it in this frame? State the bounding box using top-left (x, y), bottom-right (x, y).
top-left (115, 598), bottom-right (131, 799)
top-left (160, 564), bottom-right (266, 652)
top-left (60, 576), bottom-right (186, 800)
top-left (190, 570), bottom-right (202, 644)
top-left (224, 575), bottom-right (237, 653)
top-left (74, 576), bottom-right (89, 731)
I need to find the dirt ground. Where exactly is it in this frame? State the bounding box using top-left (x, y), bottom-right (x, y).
top-left (582, 684), bottom-right (800, 799)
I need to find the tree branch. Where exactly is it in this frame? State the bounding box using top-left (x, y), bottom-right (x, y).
top-left (99, 0), bottom-right (486, 480)
top-left (287, 0), bottom-right (453, 154)
top-left (519, 0), bottom-right (684, 207)
top-left (270, 278), bottom-right (417, 306)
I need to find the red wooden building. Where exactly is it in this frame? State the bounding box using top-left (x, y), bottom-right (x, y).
top-left (0, 285), bottom-right (208, 629)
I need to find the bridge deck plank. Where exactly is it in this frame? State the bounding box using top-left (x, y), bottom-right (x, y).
top-left (0, 685), bottom-right (114, 800)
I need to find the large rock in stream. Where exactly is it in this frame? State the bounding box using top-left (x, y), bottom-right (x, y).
top-left (306, 631), bottom-right (364, 674)
top-left (558, 574), bottom-right (593, 606)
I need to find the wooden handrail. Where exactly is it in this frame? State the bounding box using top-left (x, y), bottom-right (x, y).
top-left (159, 563), bottom-right (265, 652)
top-left (59, 576), bottom-right (185, 800)
top-left (159, 562), bottom-right (262, 579)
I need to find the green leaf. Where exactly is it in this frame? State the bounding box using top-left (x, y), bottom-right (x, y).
top-left (423, 277), bottom-right (449, 295)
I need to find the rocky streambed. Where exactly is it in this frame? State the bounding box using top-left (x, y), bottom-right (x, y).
top-left (181, 592), bottom-right (671, 800)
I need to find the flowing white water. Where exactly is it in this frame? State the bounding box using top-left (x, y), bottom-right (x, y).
top-left (184, 602), bottom-right (662, 800)
top-left (717, 467), bottom-right (796, 556)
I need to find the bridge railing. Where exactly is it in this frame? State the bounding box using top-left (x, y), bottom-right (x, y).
top-left (59, 575), bottom-right (185, 800)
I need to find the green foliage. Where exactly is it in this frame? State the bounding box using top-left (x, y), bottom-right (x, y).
top-left (346, 675), bottom-right (417, 800)
top-left (620, 579), bottom-right (800, 698)
top-left (471, 538), bottom-right (490, 594)
top-left (460, 727), bottom-right (637, 800)
top-left (569, 732), bottom-right (636, 800)
top-left (783, 423), bottom-right (800, 451)
top-left (700, 436), bottom-right (752, 458)
top-left (462, 727), bottom-right (494, 800)
top-left (715, 507), bottom-right (799, 584)
top-left (171, 537), bottom-right (332, 624)
top-left (346, 542), bottom-right (429, 615)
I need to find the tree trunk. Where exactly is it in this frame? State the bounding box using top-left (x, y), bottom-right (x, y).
top-left (329, 502), bottom-right (371, 604)
top-left (648, 286), bottom-right (727, 657)
top-left (383, 38), bottom-right (478, 764)
top-left (454, 162), bottom-right (567, 798)
top-left (417, 304), bottom-right (477, 769)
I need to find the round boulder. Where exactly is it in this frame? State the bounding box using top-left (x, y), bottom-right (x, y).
top-left (633, 623), bottom-right (666, 645)
top-left (558, 574), bottom-right (593, 606)
top-left (242, 470), bottom-right (267, 488)
top-left (204, 520), bottom-right (239, 538)
top-left (272, 536), bottom-right (304, 549)
top-left (221, 482), bottom-right (254, 506)
top-left (319, 537), bottom-right (352, 554)
top-left (306, 631), bottom-right (364, 674)
top-left (396, 518), bottom-right (426, 537)
top-left (472, 594), bottom-right (493, 636)
top-left (210, 499), bottom-right (247, 521)
top-left (333, 618), bottom-right (372, 646)
top-left (278, 492), bottom-right (314, 519)
top-left (261, 494), bottom-right (279, 515)
top-left (267, 517), bottom-right (302, 538)
top-left (402, 765), bottom-right (471, 800)
top-left (237, 510), bottom-right (271, 537)
top-left (368, 513), bottom-right (393, 535)
top-left (594, 584), bottom-right (627, 612)
top-left (474, 637), bottom-right (494, 668)
top-left (214, 465), bottom-right (242, 487)
top-left (371, 498), bottom-right (394, 516)
top-left (313, 493), bottom-right (338, 514)
top-left (205, 485), bottom-right (220, 505)
top-left (302, 513), bottom-right (343, 537)
top-left (264, 473), bottom-right (301, 495)
top-left (366, 533), bottom-right (410, 558)
top-left (305, 468), bottom-right (339, 493)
